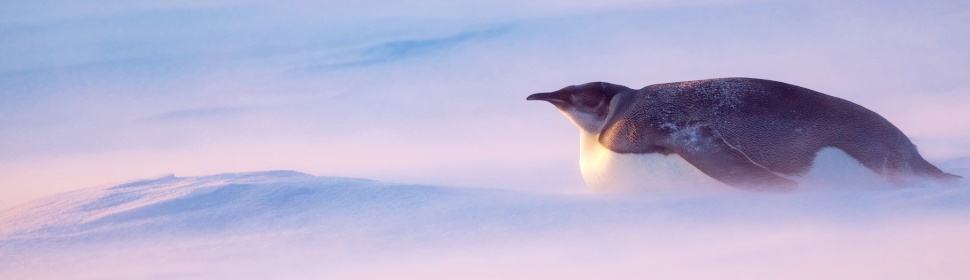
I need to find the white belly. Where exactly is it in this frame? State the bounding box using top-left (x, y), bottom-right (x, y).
top-left (579, 132), bottom-right (889, 192)
top-left (579, 132), bottom-right (730, 192)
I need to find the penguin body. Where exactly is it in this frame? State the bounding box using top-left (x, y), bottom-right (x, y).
top-left (528, 78), bottom-right (959, 191)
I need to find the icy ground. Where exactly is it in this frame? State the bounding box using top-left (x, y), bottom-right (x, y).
top-left (2, 167), bottom-right (970, 279)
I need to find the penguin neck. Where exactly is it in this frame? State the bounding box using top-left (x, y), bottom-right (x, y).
top-left (558, 110), bottom-right (605, 134)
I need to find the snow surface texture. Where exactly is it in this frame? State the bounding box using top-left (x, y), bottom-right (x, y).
top-left (2, 170), bottom-right (970, 280)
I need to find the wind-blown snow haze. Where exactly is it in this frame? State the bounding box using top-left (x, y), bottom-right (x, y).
top-left (1, 0), bottom-right (969, 279)
top-left (2, 0), bottom-right (968, 207)
top-left (3, 171), bottom-right (970, 279)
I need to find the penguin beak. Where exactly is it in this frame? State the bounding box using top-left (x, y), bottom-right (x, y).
top-left (527, 92), bottom-right (563, 102)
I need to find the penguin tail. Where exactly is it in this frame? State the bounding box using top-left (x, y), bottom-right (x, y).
top-left (939, 172), bottom-right (962, 181)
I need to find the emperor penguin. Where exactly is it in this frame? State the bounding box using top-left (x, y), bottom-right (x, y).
top-left (527, 78), bottom-right (960, 192)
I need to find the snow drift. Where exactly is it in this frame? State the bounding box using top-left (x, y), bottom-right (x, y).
top-left (2, 170), bottom-right (970, 279)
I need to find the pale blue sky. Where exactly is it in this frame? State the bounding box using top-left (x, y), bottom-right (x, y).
top-left (2, 0), bottom-right (969, 207)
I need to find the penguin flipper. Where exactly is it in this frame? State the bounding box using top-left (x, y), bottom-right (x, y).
top-left (670, 124), bottom-right (797, 191)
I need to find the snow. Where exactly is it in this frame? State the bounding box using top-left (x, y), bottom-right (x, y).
top-left (2, 169), bottom-right (970, 279)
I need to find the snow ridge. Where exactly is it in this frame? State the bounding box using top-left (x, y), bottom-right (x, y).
top-left (2, 171), bottom-right (970, 280)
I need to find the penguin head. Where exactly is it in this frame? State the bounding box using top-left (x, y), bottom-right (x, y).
top-left (527, 82), bottom-right (630, 133)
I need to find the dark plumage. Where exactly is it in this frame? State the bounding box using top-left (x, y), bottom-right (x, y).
top-left (529, 78), bottom-right (959, 191)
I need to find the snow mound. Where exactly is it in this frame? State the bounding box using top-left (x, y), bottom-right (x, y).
top-left (3, 170), bottom-right (966, 240)
top-left (2, 171), bottom-right (970, 279)
top-left (0, 171), bottom-right (502, 239)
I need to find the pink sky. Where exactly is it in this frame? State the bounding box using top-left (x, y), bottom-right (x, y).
top-left (1, 0), bottom-right (968, 208)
